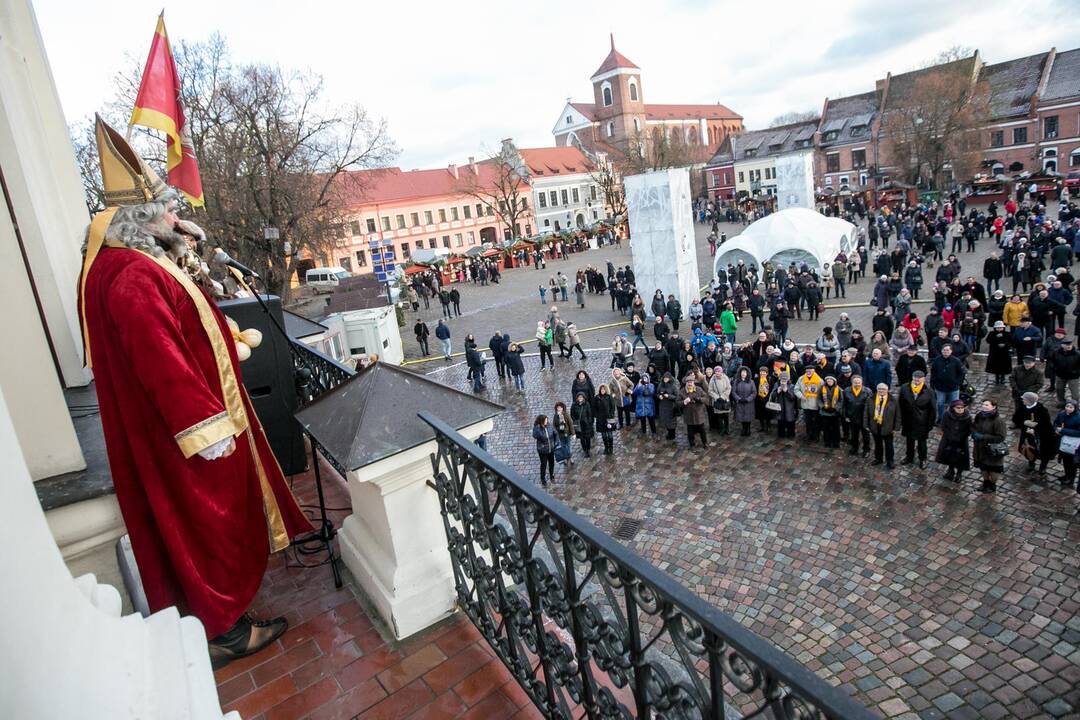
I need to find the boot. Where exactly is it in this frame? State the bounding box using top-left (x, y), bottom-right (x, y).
top-left (209, 614), bottom-right (289, 670)
top-left (944, 467), bottom-right (954, 481)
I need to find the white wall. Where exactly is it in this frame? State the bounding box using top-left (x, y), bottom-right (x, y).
top-left (775, 151), bottom-right (816, 211)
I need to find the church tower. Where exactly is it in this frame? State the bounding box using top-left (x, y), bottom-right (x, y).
top-left (591, 34), bottom-right (646, 147)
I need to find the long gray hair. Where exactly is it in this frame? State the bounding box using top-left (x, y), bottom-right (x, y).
top-left (82, 188), bottom-right (194, 259)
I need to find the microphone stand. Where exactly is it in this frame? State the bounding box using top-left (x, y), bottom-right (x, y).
top-left (238, 272), bottom-right (342, 589)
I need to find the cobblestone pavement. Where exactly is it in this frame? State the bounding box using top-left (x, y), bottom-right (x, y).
top-left (400, 208), bottom-right (1030, 364)
top-left (424, 349), bottom-right (1080, 720)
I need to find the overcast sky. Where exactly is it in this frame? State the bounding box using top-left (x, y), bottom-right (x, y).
top-left (34, 0), bottom-right (1080, 170)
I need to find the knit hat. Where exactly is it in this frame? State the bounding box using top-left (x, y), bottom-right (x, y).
top-left (1021, 392), bottom-right (1039, 405)
top-left (912, 370), bottom-right (926, 379)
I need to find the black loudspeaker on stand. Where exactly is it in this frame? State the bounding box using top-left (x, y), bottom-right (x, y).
top-left (220, 292), bottom-right (341, 589)
top-left (219, 295), bottom-right (306, 475)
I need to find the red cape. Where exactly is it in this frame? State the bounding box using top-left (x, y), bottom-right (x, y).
top-left (84, 247), bottom-right (312, 637)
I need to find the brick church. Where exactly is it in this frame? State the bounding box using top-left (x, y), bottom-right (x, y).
top-left (552, 35), bottom-right (743, 163)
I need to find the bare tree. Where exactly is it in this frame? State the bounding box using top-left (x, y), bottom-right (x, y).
top-left (920, 46), bottom-right (974, 69)
top-left (589, 155), bottom-right (626, 219)
top-left (455, 139), bottom-right (530, 242)
top-left (882, 59), bottom-right (988, 190)
top-left (768, 110), bottom-right (818, 127)
top-left (613, 128), bottom-right (694, 176)
top-left (69, 36), bottom-right (397, 300)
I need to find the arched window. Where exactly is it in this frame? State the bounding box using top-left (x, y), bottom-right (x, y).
top-left (629, 79), bottom-right (638, 102)
top-left (602, 81), bottom-right (612, 107)
top-left (607, 121), bottom-right (615, 138)
top-left (689, 126), bottom-right (698, 144)
top-left (991, 162), bottom-right (1004, 176)
top-left (633, 117), bottom-right (640, 133)
top-left (566, 130), bottom-right (580, 148)
top-left (1071, 149), bottom-right (1080, 168)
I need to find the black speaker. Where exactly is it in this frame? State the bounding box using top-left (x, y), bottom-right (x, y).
top-left (219, 295), bottom-right (306, 476)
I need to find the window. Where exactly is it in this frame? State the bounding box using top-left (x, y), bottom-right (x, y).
top-left (561, 189), bottom-right (569, 205)
top-left (544, 219), bottom-right (550, 227)
top-left (467, 231), bottom-right (475, 245)
top-left (765, 168), bottom-right (773, 180)
top-left (441, 236), bottom-right (450, 248)
top-left (410, 212), bottom-right (420, 226)
top-left (350, 219), bottom-right (361, 235)
top-left (1013, 127), bottom-right (1027, 144)
top-left (990, 130), bottom-right (1004, 148)
top-left (851, 149), bottom-right (866, 169)
top-left (826, 153), bottom-right (840, 173)
top-left (454, 233), bottom-right (463, 247)
top-left (463, 205), bottom-right (471, 219)
top-left (381, 216), bottom-right (391, 231)
top-left (859, 173), bottom-right (868, 186)
top-left (438, 209), bottom-right (447, 222)
top-left (554, 220), bottom-right (561, 231)
top-left (590, 185), bottom-right (597, 201)
top-left (633, 117), bottom-right (640, 132)
top-left (797, 138), bottom-right (812, 149)
top-left (607, 122), bottom-right (614, 138)
top-left (602, 82), bottom-right (612, 107)
top-left (572, 188), bottom-right (580, 203)
top-left (476, 203), bottom-right (484, 217)
top-left (450, 207), bottom-right (459, 221)
top-left (525, 224), bottom-right (531, 236)
top-left (823, 130), bottom-right (838, 142)
top-left (487, 206), bottom-right (493, 217)
top-left (566, 115), bottom-right (572, 125)
top-left (355, 250), bottom-right (367, 267)
top-left (520, 197), bottom-right (528, 210)
top-left (737, 171), bottom-right (744, 183)
top-left (850, 124), bottom-right (867, 137)
top-left (768, 144), bottom-right (782, 154)
top-left (365, 218), bottom-right (376, 233)
top-left (395, 214), bottom-right (406, 229)
top-left (839, 176), bottom-right (849, 186)
top-left (824, 176), bottom-right (833, 186)
top-left (1044, 115), bottom-right (1059, 139)
top-left (498, 200), bottom-right (507, 213)
top-left (424, 210), bottom-right (433, 224)
top-left (1072, 149), bottom-right (1080, 167)
top-left (629, 80), bottom-right (638, 101)
top-left (400, 243), bottom-right (410, 259)
top-left (428, 238), bottom-right (437, 249)
top-left (549, 190), bottom-right (558, 207)
top-left (744, 148), bottom-right (756, 158)
top-left (538, 192), bottom-right (547, 208)
top-left (415, 240), bottom-right (423, 250)
top-left (592, 210), bottom-right (598, 220)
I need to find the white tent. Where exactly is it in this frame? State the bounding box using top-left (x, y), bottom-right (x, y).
top-left (714, 208), bottom-right (857, 275)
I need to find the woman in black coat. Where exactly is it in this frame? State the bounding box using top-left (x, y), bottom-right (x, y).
top-left (656, 372), bottom-right (681, 440)
top-left (570, 370), bottom-right (596, 404)
top-left (592, 385), bottom-right (619, 455)
top-left (936, 399), bottom-right (972, 482)
top-left (1016, 392), bottom-right (1056, 475)
top-left (570, 393), bottom-right (594, 457)
top-left (984, 322), bottom-right (1013, 383)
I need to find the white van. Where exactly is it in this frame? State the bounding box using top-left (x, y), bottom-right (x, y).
top-left (305, 266), bottom-right (351, 293)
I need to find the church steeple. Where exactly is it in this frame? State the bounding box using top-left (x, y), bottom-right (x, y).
top-left (591, 34), bottom-right (640, 79)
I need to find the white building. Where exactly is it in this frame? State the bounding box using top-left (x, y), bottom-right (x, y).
top-left (519, 147), bottom-right (602, 233)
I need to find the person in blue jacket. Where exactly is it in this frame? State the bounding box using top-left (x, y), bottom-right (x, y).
top-left (632, 373), bottom-right (657, 436)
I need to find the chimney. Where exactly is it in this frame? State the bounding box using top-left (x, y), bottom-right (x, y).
top-left (448, 163), bottom-right (458, 179)
top-left (468, 156), bottom-right (477, 174)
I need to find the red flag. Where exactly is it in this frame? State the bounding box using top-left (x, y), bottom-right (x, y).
top-left (130, 14), bottom-right (204, 206)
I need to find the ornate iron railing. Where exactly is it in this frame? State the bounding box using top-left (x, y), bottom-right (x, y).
top-left (289, 338), bottom-right (354, 406)
top-left (420, 411), bottom-right (878, 720)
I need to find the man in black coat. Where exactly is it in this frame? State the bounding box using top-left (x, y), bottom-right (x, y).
top-left (843, 375), bottom-right (871, 456)
top-left (899, 371), bottom-right (935, 467)
top-left (665, 295), bottom-right (683, 332)
top-left (648, 343), bottom-right (670, 376)
top-left (414, 319), bottom-right (430, 356)
top-left (895, 345), bottom-right (928, 385)
top-left (1054, 337), bottom-right (1080, 407)
top-left (488, 331), bottom-right (506, 378)
top-left (930, 345), bottom-right (966, 421)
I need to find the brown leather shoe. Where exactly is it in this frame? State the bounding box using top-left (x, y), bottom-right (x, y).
top-left (208, 614), bottom-right (288, 670)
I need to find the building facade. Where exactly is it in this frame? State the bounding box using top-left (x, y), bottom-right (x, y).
top-left (519, 147), bottom-right (603, 232)
top-left (330, 161), bottom-right (534, 278)
top-left (552, 36), bottom-right (743, 164)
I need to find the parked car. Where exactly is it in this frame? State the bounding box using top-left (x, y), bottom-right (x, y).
top-left (305, 266), bottom-right (351, 293)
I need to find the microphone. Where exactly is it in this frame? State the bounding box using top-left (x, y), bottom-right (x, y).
top-left (212, 248), bottom-right (260, 279)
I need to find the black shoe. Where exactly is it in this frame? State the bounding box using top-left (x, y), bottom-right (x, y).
top-left (1059, 475), bottom-right (1073, 486)
top-left (871, 459), bottom-right (883, 466)
top-left (209, 614), bottom-right (288, 670)
top-left (980, 482), bottom-right (995, 493)
top-left (918, 460), bottom-right (926, 470)
top-left (886, 462), bottom-right (895, 470)
top-left (901, 457), bottom-right (914, 465)
top-left (944, 468), bottom-right (955, 481)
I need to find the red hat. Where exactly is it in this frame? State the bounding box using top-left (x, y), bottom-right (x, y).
top-left (1056, 328), bottom-right (1067, 335)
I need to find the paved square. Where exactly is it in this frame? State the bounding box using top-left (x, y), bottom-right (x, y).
top-left (423, 342), bottom-right (1080, 719)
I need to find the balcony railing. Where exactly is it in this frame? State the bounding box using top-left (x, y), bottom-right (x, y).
top-left (289, 338), bottom-right (355, 406)
top-left (420, 411), bottom-right (878, 720)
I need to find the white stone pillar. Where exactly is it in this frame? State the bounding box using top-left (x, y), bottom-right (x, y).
top-left (0, 0), bottom-right (95, 389)
top-left (0, 384), bottom-right (237, 720)
top-left (338, 418), bottom-right (493, 639)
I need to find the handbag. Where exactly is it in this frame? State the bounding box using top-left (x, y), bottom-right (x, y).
top-left (765, 400), bottom-right (782, 412)
top-left (712, 398), bottom-right (730, 412)
top-left (816, 302), bottom-right (826, 314)
top-left (1059, 435), bottom-right (1080, 455)
top-left (554, 442), bottom-right (570, 462)
top-left (986, 441), bottom-right (1009, 458)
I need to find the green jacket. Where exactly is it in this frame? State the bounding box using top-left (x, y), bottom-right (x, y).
top-left (720, 310), bottom-right (738, 334)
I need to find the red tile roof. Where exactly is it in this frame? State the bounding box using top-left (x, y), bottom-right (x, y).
top-left (592, 35), bottom-right (640, 77)
top-left (564, 102), bottom-right (741, 123)
top-left (644, 103), bottom-right (742, 120)
top-left (335, 163), bottom-right (507, 207)
top-left (518, 146), bottom-right (594, 176)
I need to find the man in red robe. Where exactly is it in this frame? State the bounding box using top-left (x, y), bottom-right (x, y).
top-left (80, 117), bottom-right (313, 668)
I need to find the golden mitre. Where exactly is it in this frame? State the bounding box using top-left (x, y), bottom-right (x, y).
top-left (95, 113), bottom-right (170, 207)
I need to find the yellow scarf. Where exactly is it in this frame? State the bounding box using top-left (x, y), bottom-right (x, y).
top-left (823, 385), bottom-right (840, 407)
top-left (852, 386), bottom-right (863, 397)
top-left (874, 394), bottom-right (887, 424)
top-left (801, 371), bottom-right (821, 398)
top-left (758, 376), bottom-right (770, 397)
top-left (910, 380), bottom-right (924, 395)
